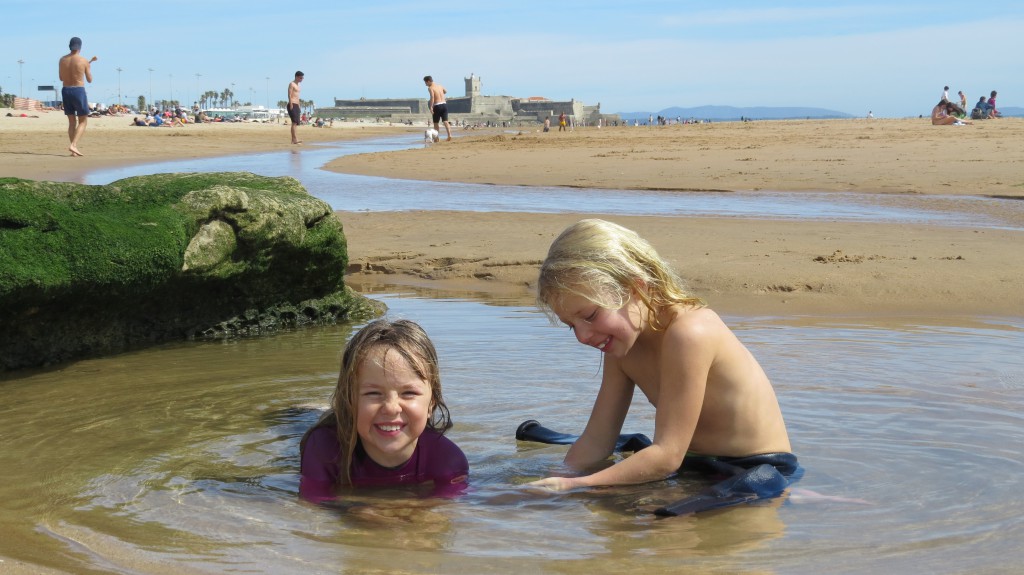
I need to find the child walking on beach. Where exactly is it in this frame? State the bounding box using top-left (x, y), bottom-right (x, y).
top-left (300, 319), bottom-right (468, 503)
top-left (527, 219), bottom-right (798, 515)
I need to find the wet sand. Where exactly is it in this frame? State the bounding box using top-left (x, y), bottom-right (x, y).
top-left (340, 210), bottom-right (1024, 317)
top-left (3, 110), bottom-right (1022, 317)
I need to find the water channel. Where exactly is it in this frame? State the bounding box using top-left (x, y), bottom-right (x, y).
top-left (0, 137), bottom-right (1021, 574)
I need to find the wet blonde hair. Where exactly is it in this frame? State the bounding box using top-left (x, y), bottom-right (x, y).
top-left (537, 219), bottom-right (704, 327)
top-left (300, 318), bottom-right (452, 486)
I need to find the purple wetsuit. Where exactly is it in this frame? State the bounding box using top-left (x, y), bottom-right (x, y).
top-left (300, 426), bottom-right (468, 503)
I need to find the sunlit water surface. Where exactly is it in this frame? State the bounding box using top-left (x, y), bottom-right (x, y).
top-left (83, 137), bottom-right (1024, 230)
top-left (1, 289), bottom-right (1022, 574)
top-left (3, 138), bottom-right (1020, 573)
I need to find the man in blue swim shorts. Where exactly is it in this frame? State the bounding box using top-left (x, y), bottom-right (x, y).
top-left (58, 36), bottom-right (97, 157)
top-left (424, 75), bottom-right (452, 141)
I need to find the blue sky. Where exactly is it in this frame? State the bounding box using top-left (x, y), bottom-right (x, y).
top-left (2, 0), bottom-right (1021, 118)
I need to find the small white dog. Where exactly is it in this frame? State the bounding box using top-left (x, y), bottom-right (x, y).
top-left (424, 127), bottom-right (440, 143)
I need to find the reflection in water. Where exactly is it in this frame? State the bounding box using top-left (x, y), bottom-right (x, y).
top-left (6, 131), bottom-right (1006, 574)
top-left (1, 288), bottom-right (1022, 573)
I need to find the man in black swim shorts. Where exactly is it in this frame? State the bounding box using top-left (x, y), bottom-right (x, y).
top-left (424, 75), bottom-right (452, 141)
top-left (287, 71), bottom-right (304, 144)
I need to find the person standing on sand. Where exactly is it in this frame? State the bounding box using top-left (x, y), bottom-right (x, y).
top-left (423, 75), bottom-right (451, 141)
top-left (288, 71), bottom-right (304, 144)
top-left (58, 36), bottom-right (97, 157)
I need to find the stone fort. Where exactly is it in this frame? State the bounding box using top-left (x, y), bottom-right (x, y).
top-left (318, 74), bottom-right (617, 125)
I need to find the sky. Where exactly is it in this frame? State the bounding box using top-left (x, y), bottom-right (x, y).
top-left (2, 0), bottom-right (1021, 118)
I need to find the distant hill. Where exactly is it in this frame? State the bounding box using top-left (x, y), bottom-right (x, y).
top-left (619, 105), bottom-right (855, 121)
top-left (997, 106), bottom-right (1023, 117)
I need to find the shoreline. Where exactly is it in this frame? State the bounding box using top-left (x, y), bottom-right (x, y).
top-left (3, 112), bottom-right (1022, 318)
top-left (337, 210), bottom-right (1024, 318)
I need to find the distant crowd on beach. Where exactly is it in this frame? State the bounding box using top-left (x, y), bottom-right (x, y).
top-left (931, 85), bottom-right (1001, 126)
top-left (129, 106), bottom-right (193, 127)
top-left (127, 104), bottom-right (241, 128)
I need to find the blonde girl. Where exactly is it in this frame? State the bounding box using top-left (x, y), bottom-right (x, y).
top-left (528, 219), bottom-right (797, 515)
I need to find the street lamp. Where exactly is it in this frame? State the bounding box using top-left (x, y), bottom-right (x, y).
top-left (116, 67), bottom-right (122, 105)
top-left (195, 73), bottom-right (201, 108)
top-left (265, 76), bottom-right (269, 109)
top-left (169, 73), bottom-right (173, 105)
top-left (17, 59), bottom-right (24, 97)
top-left (148, 67), bottom-right (154, 109)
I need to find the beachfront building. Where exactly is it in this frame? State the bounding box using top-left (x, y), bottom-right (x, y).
top-left (199, 105), bottom-right (284, 122)
top-left (320, 97), bottom-right (429, 118)
top-left (318, 74), bottom-right (617, 126)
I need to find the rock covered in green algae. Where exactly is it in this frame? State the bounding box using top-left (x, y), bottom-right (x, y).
top-left (0, 172), bottom-right (383, 371)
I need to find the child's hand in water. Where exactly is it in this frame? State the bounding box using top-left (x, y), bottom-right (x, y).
top-left (525, 476), bottom-right (580, 491)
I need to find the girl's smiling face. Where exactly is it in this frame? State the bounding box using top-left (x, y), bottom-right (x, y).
top-left (355, 347), bottom-right (434, 468)
top-left (552, 289), bottom-right (645, 358)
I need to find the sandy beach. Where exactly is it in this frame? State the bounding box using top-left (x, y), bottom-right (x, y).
top-left (3, 110), bottom-right (1022, 317)
top-left (0, 108), bottom-right (419, 181)
top-left (333, 118), bottom-right (1024, 317)
top-left (326, 118), bottom-right (1024, 198)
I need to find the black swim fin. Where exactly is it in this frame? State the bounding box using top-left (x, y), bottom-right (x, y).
top-left (653, 492), bottom-right (761, 516)
top-left (654, 463), bottom-right (789, 517)
top-left (515, 420), bottom-right (652, 453)
top-left (516, 420), bottom-right (579, 445)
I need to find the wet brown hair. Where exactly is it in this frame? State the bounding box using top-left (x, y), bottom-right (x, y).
top-left (300, 318), bottom-right (452, 485)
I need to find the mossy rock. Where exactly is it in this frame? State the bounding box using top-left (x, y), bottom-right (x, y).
top-left (0, 172), bottom-right (382, 371)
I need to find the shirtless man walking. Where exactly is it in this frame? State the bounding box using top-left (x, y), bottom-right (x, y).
top-left (58, 36), bottom-right (97, 157)
top-left (423, 75), bottom-right (451, 141)
top-left (287, 71), bottom-right (304, 144)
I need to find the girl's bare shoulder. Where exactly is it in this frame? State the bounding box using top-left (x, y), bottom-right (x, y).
top-left (666, 304), bottom-right (726, 331)
top-left (660, 306), bottom-right (734, 352)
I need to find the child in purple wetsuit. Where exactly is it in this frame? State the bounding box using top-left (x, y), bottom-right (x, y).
top-left (299, 319), bottom-right (468, 503)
